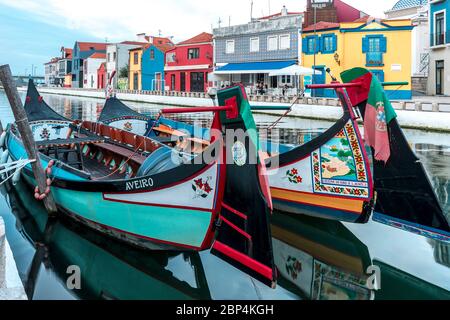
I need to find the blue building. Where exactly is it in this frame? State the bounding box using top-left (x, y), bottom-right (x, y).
top-left (72, 42), bottom-right (107, 88)
top-left (142, 43), bottom-right (172, 91)
top-left (429, 0), bottom-right (450, 95)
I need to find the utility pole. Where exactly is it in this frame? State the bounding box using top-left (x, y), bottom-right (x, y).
top-left (0, 64), bottom-right (58, 214)
top-left (250, 0), bottom-right (253, 21)
top-left (312, 4), bottom-right (317, 97)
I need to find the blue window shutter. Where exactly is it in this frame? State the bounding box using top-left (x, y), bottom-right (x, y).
top-left (362, 36), bottom-right (369, 53)
top-left (302, 38), bottom-right (308, 54)
top-left (332, 34), bottom-right (337, 52)
top-left (315, 36), bottom-right (320, 54)
top-left (319, 36), bottom-right (324, 53)
top-left (380, 36), bottom-right (387, 53)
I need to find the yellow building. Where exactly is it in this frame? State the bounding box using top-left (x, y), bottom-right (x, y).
top-left (129, 47), bottom-right (143, 90)
top-left (302, 18), bottom-right (413, 99)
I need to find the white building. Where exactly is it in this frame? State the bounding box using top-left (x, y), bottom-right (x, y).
top-left (106, 41), bottom-right (147, 89)
top-left (386, 0), bottom-right (429, 93)
top-left (83, 53), bottom-right (106, 89)
top-left (44, 58), bottom-right (61, 87)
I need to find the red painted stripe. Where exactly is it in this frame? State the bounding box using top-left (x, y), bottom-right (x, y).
top-left (212, 241), bottom-right (273, 281)
top-left (221, 217), bottom-right (252, 240)
top-left (221, 202), bottom-right (247, 220)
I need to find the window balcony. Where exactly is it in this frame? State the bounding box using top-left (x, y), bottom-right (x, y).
top-left (430, 32), bottom-right (450, 47)
top-left (366, 52), bottom-right (384, 67)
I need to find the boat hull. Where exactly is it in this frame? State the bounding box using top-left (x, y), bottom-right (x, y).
top-left (7, 130), bottom-right (221, 251)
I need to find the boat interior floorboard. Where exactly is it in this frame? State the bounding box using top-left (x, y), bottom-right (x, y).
top-left (82, 156), bottom-right (126, 180)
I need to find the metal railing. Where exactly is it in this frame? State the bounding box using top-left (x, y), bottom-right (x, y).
top-left (366, 52), bottom-right (384, 67)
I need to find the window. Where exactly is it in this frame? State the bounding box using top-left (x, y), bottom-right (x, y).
top-left (150, 49), bottom-right (155, 60)
top-left (302, 36), bottom-right (319, 55)
top-left (280, 75), bottom-right (292, 84)
top-left (267, 36), bottom-right (278, 51)
top-left (279, 34), bottom-right (290, 50)
top-left (363, 35), bottom-right (386, 67)
top-left (226, 40), bottom-right (235, 54)
top-left (435, 12), bottom-right (445, 46)
top-left (321, 34), bottom-right (336, 54)
top-left (133, 52), bottom-right (139, 65)
top-left (166, 52), bottom-right (176, 63)
top-left (250, 37), bottom-right (259, 52)
top-left (113, 52), bottom-right (116, 61)
top-left (108, 53), bottom-right (111, 62)
top-left (371, 70), bottom-right (385, 83)
top-left (188, 48), bottom-right (200, 59)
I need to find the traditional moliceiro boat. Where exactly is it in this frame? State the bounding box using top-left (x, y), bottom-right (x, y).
top-left (98, 68), bottom-right (450, 235)
top-left (3, 81), bottom-right (277, 286)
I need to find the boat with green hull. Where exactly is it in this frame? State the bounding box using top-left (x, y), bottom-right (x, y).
top-left (2, 81), bottom-right (277, 286)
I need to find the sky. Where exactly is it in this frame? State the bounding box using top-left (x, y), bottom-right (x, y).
top-left (0, 0), bottom-right (399, 76)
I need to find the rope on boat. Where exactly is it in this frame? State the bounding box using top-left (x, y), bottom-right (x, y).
top-left (267, 92), bottom-right (304, 131)
top-left (0, 159), bottom-right (36, 187)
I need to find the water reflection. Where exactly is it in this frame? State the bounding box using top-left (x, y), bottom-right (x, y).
top-left (6, 181), bottom-right (212, 300)
top-left (1, 91), bottom-right (449, 300)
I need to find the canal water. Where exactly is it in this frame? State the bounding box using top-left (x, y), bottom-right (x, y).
top-left (0, 90), bottom-right (449, 300)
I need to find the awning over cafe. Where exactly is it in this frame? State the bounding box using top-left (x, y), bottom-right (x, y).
top-left (214, 60), bottom-right (297, 75)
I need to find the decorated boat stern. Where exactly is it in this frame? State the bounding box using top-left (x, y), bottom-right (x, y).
top-left (341, 68), bottom-right (450, 235)
top-left (266, 80), bottom-right (375, 224)
top-left (162, 84), bottom-right (277, 287)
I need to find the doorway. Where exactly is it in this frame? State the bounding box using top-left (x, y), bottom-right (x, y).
top-left (312, 66), bottom-right (325, 97)
top-left (436, 60), bottom-right (444, 95)
top-left (190, 72), bottom-right (205, 92)
top-left (180, 72), bottom-right (186, 92)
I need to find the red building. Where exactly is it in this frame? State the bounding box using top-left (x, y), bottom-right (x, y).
top-left (165, 32), bottom-right (213, 93)
top-left (304, 0), bottom-right (367, 27)
top-left (97, 62), bottom-right (107, 89)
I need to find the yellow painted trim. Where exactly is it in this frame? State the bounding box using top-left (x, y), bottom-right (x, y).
top-left (271, 188), bottom-right (364, 214)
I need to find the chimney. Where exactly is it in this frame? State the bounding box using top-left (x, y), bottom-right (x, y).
top-left (136, 33), bottom-right (148, 42)
top-left (281, 5), bottom-right (288, 16)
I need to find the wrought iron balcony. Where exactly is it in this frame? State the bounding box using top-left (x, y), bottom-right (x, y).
top-left (366, 52), bottom-right (384, 67)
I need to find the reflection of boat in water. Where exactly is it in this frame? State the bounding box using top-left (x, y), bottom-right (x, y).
top-left (271, 212), bottom-right (374, 300)
top-left (374, 260), bottom-right (450, 300)
top-left (271, 211), bottom-right (450, 300)
top-left (7, 181), bottom-right (212, 300)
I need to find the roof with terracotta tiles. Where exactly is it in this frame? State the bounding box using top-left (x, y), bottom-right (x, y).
top-left (77, 42), bottom-right (107, 52)
top-left (178, 32), bottom-right (213, 45)
top-left (88, 52), bottom-right (106, 59)
top-left (303, 21), bottom-right (340, 32)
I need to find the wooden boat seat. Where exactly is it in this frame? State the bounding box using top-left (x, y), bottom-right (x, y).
top-left (37, 137), bottom-right (104, 149)
top-left (95, 143), bottom-right (147, 165)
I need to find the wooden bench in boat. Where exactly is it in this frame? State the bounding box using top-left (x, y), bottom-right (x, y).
top-left (37, 137), bottom-right (105, 149)
top-left (94, 143), bottom-right (147, 165)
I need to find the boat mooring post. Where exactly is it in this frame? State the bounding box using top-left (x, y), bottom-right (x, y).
top-left (0, 64), bottom-right (58, 214)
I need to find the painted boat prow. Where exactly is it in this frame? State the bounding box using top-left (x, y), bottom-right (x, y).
top-left (341, 67), bottom-right (450, 234)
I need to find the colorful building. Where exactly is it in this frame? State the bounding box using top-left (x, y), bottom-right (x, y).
top-left (212, 7), bottom-right (303, 95)
top-left (165, 32), bottom-right (213, 93)
top-left (128, 42), bottom-right (173, 91)
top-left (428, 0), bottom-right (450, 95)
top-left (72, 42), bottom-right (107, 88)
top-left (97, 63), bottom-right (107, 89)
top-left (106, 41), bottom-right (149, 89)
top-left (44, 57), bottom-right (61, 87)
top-left (301, 18), bottom-right (414, 99)
top-left (303, 0), bottom-right (368, 27)
top-left (83, 52), bottom-right (106, 89)
top-left (385, 0), bottom-right (429, 93)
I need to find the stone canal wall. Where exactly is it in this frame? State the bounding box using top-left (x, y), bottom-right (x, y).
top-left (0, 217), bottom-right (27, 300)
top-left (18, 87), bottom-right (450, 132)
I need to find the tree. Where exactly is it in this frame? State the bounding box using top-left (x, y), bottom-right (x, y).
top-left (119, 64), bottom-right (129, 78)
